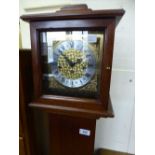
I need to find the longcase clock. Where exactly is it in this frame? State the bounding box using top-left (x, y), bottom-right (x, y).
top-left (21, 4), bottom-right (124, 155)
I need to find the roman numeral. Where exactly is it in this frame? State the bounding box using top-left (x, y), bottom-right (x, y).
top-left (88, 63), bottom-right (94, 67)
top-left (85, 73), bottom-right (91, 78)
top-left (69, 41), bottom-right (74, 48)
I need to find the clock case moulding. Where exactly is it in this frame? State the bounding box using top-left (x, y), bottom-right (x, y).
top-left (20, 4), bottom-right (125, 119)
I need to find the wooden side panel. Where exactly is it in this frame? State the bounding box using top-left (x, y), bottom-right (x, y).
top-left (19, 49), bottom-right (34, 155)
top-left (19, 117), bottom-right (23, 137)
top-left (19, 138), bottom-right (26, 155)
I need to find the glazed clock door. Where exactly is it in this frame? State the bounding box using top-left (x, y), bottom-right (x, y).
top-left (40, 30), bottom-right (104, 99)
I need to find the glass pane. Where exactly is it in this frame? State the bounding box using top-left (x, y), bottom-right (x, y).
top-left (40, 30), bottom-right (104, 99)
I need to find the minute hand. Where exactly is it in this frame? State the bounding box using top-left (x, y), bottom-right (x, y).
top-left (75, 58), bottom-right (83, 65)
top-left (61, 53), bottom-right (75, 67)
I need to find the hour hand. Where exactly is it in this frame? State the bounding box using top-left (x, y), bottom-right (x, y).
top-left (62, 53), bottom-right (75, 67)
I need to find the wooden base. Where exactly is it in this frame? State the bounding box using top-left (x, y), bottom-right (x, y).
top-left (95, 149), bottom-right (134, 155)
top-left (32, 111), bottom-right (96, 155)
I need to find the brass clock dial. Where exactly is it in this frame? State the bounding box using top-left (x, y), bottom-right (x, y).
top-left (52, 40), bottom-right (96, 88)
top-left (40, 30), bottom-right (104, 98)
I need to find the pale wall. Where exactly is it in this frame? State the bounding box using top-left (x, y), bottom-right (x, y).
top-left (19, 0), bottom-right (135, 154)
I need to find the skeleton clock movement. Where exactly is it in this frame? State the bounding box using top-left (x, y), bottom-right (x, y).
top-left (21, 4), bottom-right (124, 155)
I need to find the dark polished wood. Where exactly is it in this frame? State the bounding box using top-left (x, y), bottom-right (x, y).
top-left (29, 96), bottom-right (114, 119)
top-left (19, 49), bottom-right (34, 155)
top-left (20, 5), bottom-right (124, 119)
top-left (19, 137), bottom-right (26, 155)
top-left (49, 114), bottom-right (96, 155)
top-left (20, 5), bottom-right (124, 155)
top-left (21, 5), bottom-right (125, 22)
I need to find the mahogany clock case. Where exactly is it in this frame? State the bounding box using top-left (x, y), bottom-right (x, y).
top-left (21, 5), bottom-right (125, 119)
top-left (20, 5), bottom-right (125, 155)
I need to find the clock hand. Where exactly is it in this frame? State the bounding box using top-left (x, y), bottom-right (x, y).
top-left (75, 58), bottom-right (83, 64)
top-left (71, 58), bottom-right (83, 67)
top-left (68, 58), bottom-right (83, 67)
top-left (61, 53), bottom-right (75, 67)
